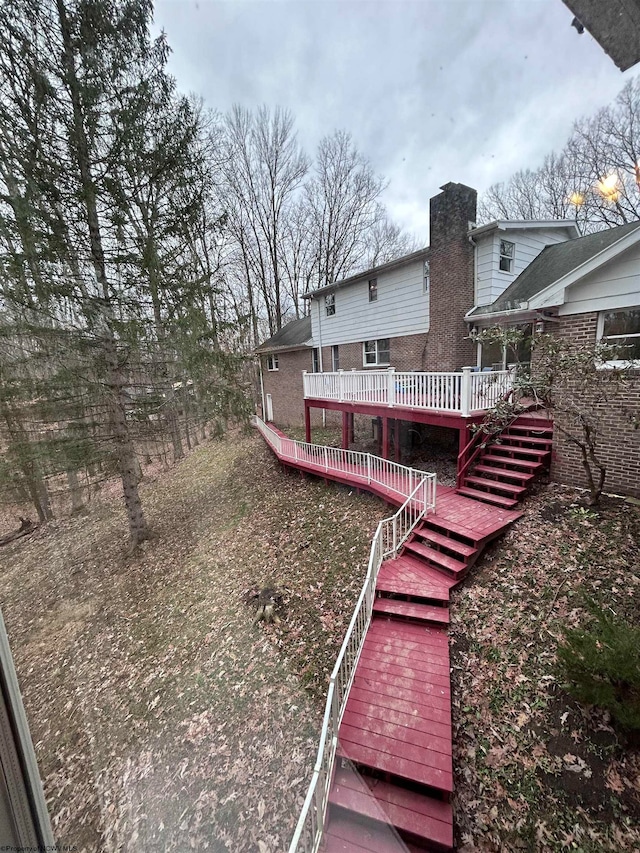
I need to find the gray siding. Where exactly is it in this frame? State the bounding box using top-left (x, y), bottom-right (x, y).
top-left (560, 242), bottom-right (640, 315)
top-left (310, 260), bottom-right (428, 347)
top-left (475, 228), bottom-right (572, 306)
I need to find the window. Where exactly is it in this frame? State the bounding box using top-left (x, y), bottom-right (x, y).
top-left (368, 278), bottom-right (378, 302)
top-left (312, 348), bottom-right (320, 373)
top-left (600, 307), bottom-right (640, 364)
top-left (499, 239), bottom-right (515, 273)
top-left (266, 354), bottom-right (278, 371)
top-left (363, 338), bottom-right (390, 366)
top-left (478, 323), bottom-right (532, 371)
top-left (331, 345), bottom-right (340, 371)
top-left (424, 260), bottom-right (430, 292)
top-left (325, 292), bottom-right (335, 316)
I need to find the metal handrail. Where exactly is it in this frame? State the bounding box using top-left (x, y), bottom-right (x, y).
top-left (252, 417), bottom-right (436, 853)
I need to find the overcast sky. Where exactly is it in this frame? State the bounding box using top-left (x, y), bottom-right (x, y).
top-left (152, 0), bottom-right (635, 242)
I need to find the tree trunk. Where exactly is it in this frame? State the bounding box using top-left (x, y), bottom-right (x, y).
top-left (67, 468), bottom-right (84, 515)
top-left (56, 0), bottom-right (148, 546)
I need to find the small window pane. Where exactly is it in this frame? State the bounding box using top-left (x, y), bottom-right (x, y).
top-left (424, 260), bottom-right (430, 292)
top-left (368, 279), bottom-right (378, 302)
top-left (325, 293), bottom-right (335, 316)
top-left (378, 339), bottom-right (390, 364)
top-left (603, 308), bottom-right (640, 337)
top-left (332, 345), bottom-right (340, 371)
top-left (499, 240), bottom-right (515, 273)
top-left (312, 348), bottom-right (320, 372)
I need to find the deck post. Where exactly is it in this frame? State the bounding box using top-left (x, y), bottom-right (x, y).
top-left (460, 366), bottom-right (472, 417)
top-left (387, 367), bottom-right (396, 407)
top-left (394, 419), bottom-right (401, 462)
top-left (382, 416), bottom-right (389, 459)
top-left (304, 401), bottom-right (311, 444)
top-left (341, 410), bottom-right (349, 450)
top-left (338, 369), bottom-right (344, 402)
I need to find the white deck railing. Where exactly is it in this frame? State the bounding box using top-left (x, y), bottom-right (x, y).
top-left (303, 367), bottom-right (515, 417)
top-left (252, 417), bottom-right (436, 853)
top-left (254, 417), bottom-right (437, 511)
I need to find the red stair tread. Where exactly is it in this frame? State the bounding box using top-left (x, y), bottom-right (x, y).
top-left (366, 620), bottom-right (449, 647)
top-left (337, 735), bottom-right (453, 793)
top-left (357, 651), bottom-right (451, 686)
top-left (500, 433), bottom-right (553, 446)
top-left (331, 764), bottom-right (454, 849)
top-left (506, 425), bottom-right (553, 437)
top-left (464, 475), bottom-right (526, 496)
top-left (387, 556), bottom-right (460, 590)
top-left (415, 528), bottom-right (476, 558)
top-left (481, 453), bottom-right (543, 470)
top-left (342, 708), bottom-right (452, 757)
top-left (421, 516), bottom-right (480, 543)
top-left (403, 541), bottom-right (468, 574)
top-left (473, 464), bottom-right (534, 482)
top-left (373, 598), bottom-right (450, 625)
top-left (324, 813), bottom-right (426, 853)
top-left (490, 445), bottom-right (551, 458)
top-left (456, 486), bottom-right (519, 508)
top-left (346, 694), bottom-right (452, 740)
top-left (348, 685), bottom-right (452, 730)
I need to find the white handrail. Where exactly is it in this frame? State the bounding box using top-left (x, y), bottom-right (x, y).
top-left (302, 368), bottom-right (514, 415)
top-left (254, 417), bottom-right (437, 509)
top-left (252, 418), bottom-right (436, 853)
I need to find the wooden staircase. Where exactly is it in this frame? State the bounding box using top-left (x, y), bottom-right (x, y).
top-left (323, 420), bottom-right (553, 851)
top-left (456, 416), bottom-right (553, 509)
top-left (322, 487), bottom-right (528, 852)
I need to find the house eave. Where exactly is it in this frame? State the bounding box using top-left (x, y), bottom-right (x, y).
top-left (254, 340), bottom-right (313, 355)
top-left (468, 220), bottom-right (580, 239)
top-left (302, 247), bottom-right (429, 299)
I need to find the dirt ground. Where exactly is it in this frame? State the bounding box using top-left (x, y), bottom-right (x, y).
top-left (0, 433), bottom-right (384, 852)
top-left (450, 484), bottom-right (640, 852)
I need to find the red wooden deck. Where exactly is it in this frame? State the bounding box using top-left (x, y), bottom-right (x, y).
top-left (257, 423), bottom-right (527, 851)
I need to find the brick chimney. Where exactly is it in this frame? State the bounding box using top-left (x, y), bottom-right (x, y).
top-left (425, 182), bottom-right (477, 371)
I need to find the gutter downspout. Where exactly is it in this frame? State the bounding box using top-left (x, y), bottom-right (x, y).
top-left (258, 357), bottom-right (266, 421)
top-left (468, 233), bottom-right (480, 367)
top-left (315, 298), bottom-right (326, 427)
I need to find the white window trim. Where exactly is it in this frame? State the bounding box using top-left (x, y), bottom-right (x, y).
top-left (325, 293), bottom-right (336, 316)
top-left (596, 309), bottom-right (640, 369)
top-left (362, 339), bottom-right (391, 368)
top-left (499, 239), bottom-right (515, 274)
top-left (331, 345), bottom-right (339, 371)
top-left (368, 278), bottom-right (378, 303)
top-left (266, 354), bottom-right (279, 371)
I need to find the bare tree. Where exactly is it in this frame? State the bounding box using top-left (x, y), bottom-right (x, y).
top-left (480, 77), bottom-right (640, 233)
top-left (304, 130), bottom-right (388, 288)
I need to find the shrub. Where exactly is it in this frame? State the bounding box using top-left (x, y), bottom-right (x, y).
top-left (557, 599), bottom-right (640, 732)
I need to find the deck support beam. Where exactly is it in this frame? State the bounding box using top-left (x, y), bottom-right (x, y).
top-left (382, 416), bottom-right (389, 460)
top-left (394, 419), bottom-right (401, 463)
top-left (342, 411), bottom-right (350, 450)
top-left (304, 401), bottom-right (311, 444)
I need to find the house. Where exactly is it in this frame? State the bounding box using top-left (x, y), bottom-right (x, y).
top-left (255, 182), bottom-right (640, 498)
top-left (468, 220), bottom-right (640, 498)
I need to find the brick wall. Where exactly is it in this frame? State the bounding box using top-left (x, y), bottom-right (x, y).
top-left (425, 183), bottom-right (477, 371)
top-left (547, 313), bottom-right (640, 498)
top-left (261, 349), bottom-right (330, 427)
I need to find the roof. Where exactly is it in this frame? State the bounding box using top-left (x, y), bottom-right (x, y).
top-left (469, 220), bottom-right (579, 239)
top-left (302, 247), bottom-right (429, 299)
top-left (562, 0), bottom-right (640, 71)
top-left (255, 315), bottom-right (312, 354)
top-left (469, 220), bottom-right (640, 317)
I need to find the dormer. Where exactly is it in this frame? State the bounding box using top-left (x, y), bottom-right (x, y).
top-left (469, 220), bottom-right (580, 308)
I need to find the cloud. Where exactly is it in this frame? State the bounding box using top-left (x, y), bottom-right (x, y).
top-left (153, 0), bottom-right (635, 239)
